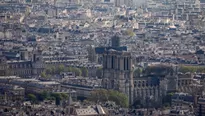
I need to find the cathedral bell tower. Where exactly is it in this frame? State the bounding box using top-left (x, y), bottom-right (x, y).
top-left (102, 50), bottom-right (134, 105)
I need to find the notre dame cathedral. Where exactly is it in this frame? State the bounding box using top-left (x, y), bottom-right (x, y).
top-left (101, 36), bottom-right (193, 106)
top-left (101, 35), bottom-right (134, 104)
top-left (102, 49), bottom-right (134, 104)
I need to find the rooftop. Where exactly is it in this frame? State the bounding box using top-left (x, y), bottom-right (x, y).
top-left (0, 76), bottom-right (20, 79)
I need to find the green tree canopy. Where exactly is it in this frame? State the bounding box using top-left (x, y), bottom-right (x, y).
top-left (66, 67), bottom-right (73, 72)
top-left (61, 93), bottom-right (68, 100)
top-left (108, 90), bottom-right (128, 108)
top-left (41, 71), bottom-right (47, 78)
top-left (133, 68), bottom-right (142, 77)
top-left (38, 91), bottom-right (50, 101)
top-left (57, 64), bottom-right (65, 74)
top-left (51, 66), bottom-right (56, 74)
top-left (44, 65), bottom-right (84, 77)
top-left (72, 68), bottom-right (82, 76)
top-left (179, 66), bottom-right (205, 73)
top-left (45, 67), bottom-right (52, 74)
top-left (27, 94), bottom-right (37, 103)
top-left (89, 89), bottom-right (128, 108)
top-left (126, 29), bottom-right (135, 37)
top-left (51, 93), bottom-right (62, 100)
top-left (51, 93), bottom-right (70, 105)
top-left (38, 92), bottom-right (69, 102)
top-left (89, 89), bottom-right (108, 103)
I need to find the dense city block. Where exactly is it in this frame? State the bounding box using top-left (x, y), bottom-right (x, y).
top-left (1, 0), bottom-right (205, 115)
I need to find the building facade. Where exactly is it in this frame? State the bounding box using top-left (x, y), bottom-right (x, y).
top-left (114, 0), bottom-right (133, 7)
top-left (0, 49), bottom-right (45, 77)
top-left (102, 49), bottom-right (134, 104)
top-left (174, 0), bottom-right (201, 20)
top-left (133, 77), bottom-right (161, 106)
top-left (101, 48), bottom-right (195, 106)
top-left (0, 49), bottom-right (84, 77)
top-left (197, 97), bottom-right (205, 116)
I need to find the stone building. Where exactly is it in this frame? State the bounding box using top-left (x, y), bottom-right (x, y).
top-left (102, 49), bottom-right (134, 104)
top-left (133, 76), bottom-right (161, 106)
top-left (174, 0), bottom-right (201, 20)
top-left (102, 50), bottom-right (162, 106)
top-left (101, 47), bottom-right (194, 106)
top-left (0, 48), bottom-right (86, 78)
top-left (0, 55), bottom-right (8, 76)
top-left (0, 49), bottom-right (44, 77)
top-left (197, 97), bottom-right (205, 116)
top-left (114, 0), bottom-right (133, 7)
top-left (101, 36), bottom-right (164, 105)
top-left (195, 49), bottom-right (205, 64)
top-left (0, 84), bottom-right (25, 102)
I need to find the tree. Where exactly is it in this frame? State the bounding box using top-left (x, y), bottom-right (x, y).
top-left (51, 66), bottom-right (56, 74)
top-left (81, 67), bottom-right (88, 77)
top-left (27, 94), bottom-right (37, 103)
top-left (133, 68), bottom-right (142, 77)
top-left (51, 93), bottom-right (62, 99)
top-left (38, 91), bottom-right (49, 101)
top-left (89, 89), bottom-right (103, 103)
top-left (179, 66), bottom-right (205, 73)
top-left (66, 67), bottom-right (73, 72)
top-left (41, 71), bottom-right (47, 78)
top-left (96, 68), bottom-right (103, 78)
top-left (45, 67), bottom-right (52, 74)
top-left (61, 93), bottom-right (68, 100)
top-left (57, 64), bottom-right (65, 74)
top-left (72, 68), bottom-right (82, 76)
top-left (108, 90), bottom-right (129, 108)
top-left (51, 93), bottom-right (63, 105)
top-left (89, 89), bottom-right (128, 108)
top-left (126, 29), bottom-right (135, 37)
top-left (38, 92), bottom-right (69, 102)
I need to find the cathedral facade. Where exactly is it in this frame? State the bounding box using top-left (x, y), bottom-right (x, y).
top-left (101, 48), bottom-right (194, 106)
top-left (102, 49), bottom-right (134, 104)
top-left (101, 49), bottom-right (162, 105)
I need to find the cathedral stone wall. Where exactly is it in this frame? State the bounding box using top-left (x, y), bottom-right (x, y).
top-left (102, 50), bottom-right (134, 104)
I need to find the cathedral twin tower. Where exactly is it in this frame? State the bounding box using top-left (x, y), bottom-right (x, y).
top-left (102, 36), bottom-right (134, 104)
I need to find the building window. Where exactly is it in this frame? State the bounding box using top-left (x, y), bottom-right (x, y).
top-left (118, 58), bottom-right (120, 70)
top-left (142, 81), bottom-right (145, 87)
top-left (127, 58), bottom-right (129, 70)
top-left (124, 57), bottom-right (126, 70)
top-left (111, 56), bottom-right (114, 69)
